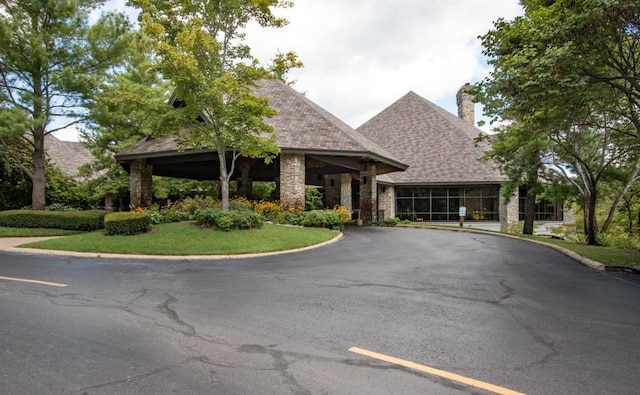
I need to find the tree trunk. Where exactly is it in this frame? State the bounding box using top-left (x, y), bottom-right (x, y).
top-left (218, 147), bottom-right (230, 212)
top-left (601, 156), bottom-right (640, 234)
top-left (584, 190), bottom-right (599, 245)
top-left (31, 127), bottom-right (46, 210)
top-left (522, 188), bottom-right (536, 235)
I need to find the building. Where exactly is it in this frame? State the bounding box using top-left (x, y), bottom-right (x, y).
top-left (117, 80), bottom-right (562, 229)
top-left (356, 85), bottom-right (517, 228)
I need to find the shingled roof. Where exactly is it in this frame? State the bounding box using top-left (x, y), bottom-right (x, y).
top-left (45, 134), bottom-right (93, 178)
top-left (117, 79), bottom-right (407, 174)
top-left (356, 91), bottom-right (505, 185)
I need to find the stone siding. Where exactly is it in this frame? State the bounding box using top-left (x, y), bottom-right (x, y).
top-left (377, 185), bottom-right (395, 220)
top-left (130, 159), bottom-right (153, 208)
top-left (360, 164), bottom-right (377, 222)
top-left (456, 83), bottom-right (475, 125)
top-left (280, 154), bottom-right (306, 210)
top-left (499, 186), bottom-right (519, 232)
top-left (340, 174), bottom-right (353, 213)
top-left (324, 175), bottom-right (341, 208)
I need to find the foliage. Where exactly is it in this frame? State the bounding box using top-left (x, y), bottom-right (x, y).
top-left (0, 0), bottom-right (134, 209)
top-left (45, 165), bottom-right (90, 209)
top-left (0, 139), bottom-right (31, 210)
top-left (301, 210), bottom-right (342, 230)
top-left (476, 0), bottom-right (640, 245)
top-left (0, 227), bottom-right (82, 237)
top-left (130, 0), bottom-right (297, 211)
top-left (0, 209), bottom-right (109, 231)
top-left (252, 181), bottom-right (277, 201)
top-left (256, 200), bottom-right (284, 222)
top-left (332, 205), bottom-right (350, 224)
top-left (305, 187), bottom-right (324, 210)
top-left (104, 212), bottom-right (151, 236)
top-left (193, 208), bottom-right (262, 231)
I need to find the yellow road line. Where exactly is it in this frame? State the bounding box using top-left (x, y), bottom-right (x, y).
top-left (0, 276), bottom-right (68, 288)
top-left (349, 347), bottom-right (526, 395)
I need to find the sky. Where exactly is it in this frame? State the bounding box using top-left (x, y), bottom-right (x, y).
top-left (55, 0), bottom-right (524, 141)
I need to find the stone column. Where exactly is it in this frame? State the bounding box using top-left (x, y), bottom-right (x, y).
top-left (130, 159), bottom-right (153, 209)
top-left (237, 163), bottom-right (252, 199)
top-left (359, 164), bottom-right (377, 222)
top-left (323, 175), bottom-right (341, 208)
top-left (499, 187), bottom-right (519, 232)
top-left (280, 153), bottom-right (305, 210)
top-left (340, 173), bottom-right (353, 213)
top-left (378, 184), bottom-right (395, 220)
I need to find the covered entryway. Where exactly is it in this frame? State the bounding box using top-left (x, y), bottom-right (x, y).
top-left (116, 79), bottom-right (407, 222)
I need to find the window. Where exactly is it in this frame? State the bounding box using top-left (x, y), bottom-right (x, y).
top-left (395, 186), bottom-right (501, 222)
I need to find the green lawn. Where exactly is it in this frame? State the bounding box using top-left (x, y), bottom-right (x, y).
top-left (0, 227), bottom-right (82, 237)
top-left (16, 222), bottom-right (339, 255)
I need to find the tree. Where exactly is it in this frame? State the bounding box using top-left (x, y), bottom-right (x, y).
top-left (476, 0), bottom-right (640, 245)
top-left (131, 0), bottom-right (294, 211)
top-left (0, 0), bottom-right (133, 210)
top-left (81, 32), bottom-right (174, 207)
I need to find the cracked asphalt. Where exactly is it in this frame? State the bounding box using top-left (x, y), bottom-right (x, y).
top-left (1, 226), bottom-right (639, 394)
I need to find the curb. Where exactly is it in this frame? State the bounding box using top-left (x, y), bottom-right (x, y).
top-left (2, 232), bottom-right (344, 261)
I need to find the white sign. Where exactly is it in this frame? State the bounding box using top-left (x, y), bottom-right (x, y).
top-left (459, 206), bottom-right (467, 217)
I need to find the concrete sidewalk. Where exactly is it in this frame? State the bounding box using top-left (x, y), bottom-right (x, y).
top-left (0, 237), bottom-right (61, 250)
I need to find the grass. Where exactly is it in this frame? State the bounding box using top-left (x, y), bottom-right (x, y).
top-left (0, 226), bottom-right (82, 237)
top-left (16, 222), bottom-right (339, 256)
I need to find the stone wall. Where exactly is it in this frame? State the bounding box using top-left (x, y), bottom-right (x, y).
top-left (377, 184), bottom-right (395, 220)
top-left (360, 164), bottom-right (377, 222)
top-left (280, 153), bottom-right (306, 210)
top-left (499, 187), bottom-right (519, 232)
top-left (340, 174), bottom-right (353, 213)
top-left (324, 175), bottom-right (341, 208)
top-left (130, 159), bottom-right (153, 208)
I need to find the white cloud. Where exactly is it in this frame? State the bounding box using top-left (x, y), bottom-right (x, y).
top-left (246, 0), bottom-right (523, 127)
top-left (55, 0), bottom-right (522, 141)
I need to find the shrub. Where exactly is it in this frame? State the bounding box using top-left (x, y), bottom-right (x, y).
top-left (384, 217), bottom-right (401, 226)
top-left (305, 188), bottom-right (324, 210)
top-left (256, 201), bottom-right (284, 223)
top-left (332, 205), bottom-right (350, 224)
top-left (0, 209), bottom-right (109, 231)
top-left (302, 210), bottom-right (342, 230)
top-left (193, 208), bottom-right (263, 231)
top-left (104, 212), bottom-right (151, 236)
top-left (229, 198), bottom-right (253, 212)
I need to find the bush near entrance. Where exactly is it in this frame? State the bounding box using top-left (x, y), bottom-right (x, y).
top-left (104, 212), bottom-right (151, 236)
top-left (0, 209), bottom-right (109, 231)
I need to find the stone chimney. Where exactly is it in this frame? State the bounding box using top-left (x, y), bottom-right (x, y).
top-left (456, 83), bottom-right (475, 125)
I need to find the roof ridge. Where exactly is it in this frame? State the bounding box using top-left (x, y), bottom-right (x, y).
top-left (259, 79), bottom-right (406, 164)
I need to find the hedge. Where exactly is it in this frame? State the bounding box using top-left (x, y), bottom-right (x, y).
top-left (0, 209), bottom-right (110, 231)
top-left (193, 208), bottom-right (263, 231)
top-left (104, 212), bottom-right (151, 236)
top-left (301, 210), bottom-right (343, 230)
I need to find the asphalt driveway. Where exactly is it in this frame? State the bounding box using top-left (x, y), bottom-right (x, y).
top-left (0, 227), bottom-right (638, 394)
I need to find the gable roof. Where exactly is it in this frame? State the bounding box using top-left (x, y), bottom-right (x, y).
top-left (117, 79), bottom-right (407, 174)
top-left (45, 134), bottom-right (93, 178)
top-left (356, 91), bottom-right (505, 185)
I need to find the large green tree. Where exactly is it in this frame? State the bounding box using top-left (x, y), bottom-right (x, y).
top-left (130, 0), bottom-right (293, 211)
top-left (0, 0), bottom-right (132, 210)
top-left (476, 0), bottom-right (640, 244)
